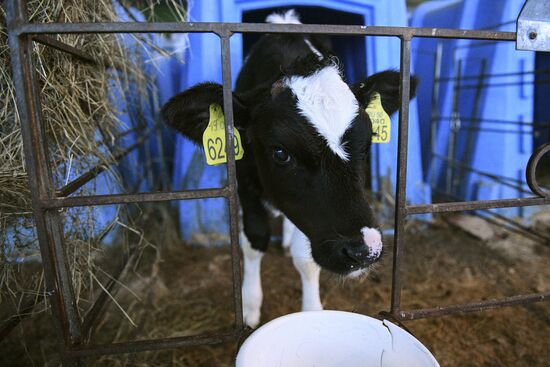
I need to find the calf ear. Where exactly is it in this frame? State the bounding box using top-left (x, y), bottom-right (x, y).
top-left (350, 70), bottom-right (418, 115)
top-left (161, 82), bottom-right (249, 144)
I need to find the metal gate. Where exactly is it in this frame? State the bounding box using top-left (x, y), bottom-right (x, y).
top-left (5, 0), bottom-right (550, 364)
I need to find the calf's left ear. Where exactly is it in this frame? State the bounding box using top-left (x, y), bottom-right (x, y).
top-left (350, 70), bottom-right (418, 115)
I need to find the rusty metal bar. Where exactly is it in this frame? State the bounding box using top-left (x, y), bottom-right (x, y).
top-left (65, 331), bottom-right (236, 357)
top-left (407, 196), bottom-right (550, 215)
top-left (219, 32), bottom-right (245, 333)
top-left (56, 127), bottom-right (154, 198)
top-left (32, 34), bottom-right (123, 70)
top-left (6, 1), bottom-right (83, 364)
top-left (398, 291), bottom-right (550, 320)
top-left (43, 187), bottom-right (229, 209)
top-left (13, 21), bottom-right (516, 41)
top-left (390, 35), bottom-right (412, 316)
top-left (32, 35), bottom-right (98, 64)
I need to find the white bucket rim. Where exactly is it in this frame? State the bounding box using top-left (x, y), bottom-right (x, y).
top-left (236, 310), bottom-right (440, 367)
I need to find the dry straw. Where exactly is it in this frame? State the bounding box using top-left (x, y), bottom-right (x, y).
top-left (0, 0), bottom-right (186, 330)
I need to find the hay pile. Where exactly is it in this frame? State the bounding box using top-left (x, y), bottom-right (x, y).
top-left (0, 0), bottom-right (185, 329)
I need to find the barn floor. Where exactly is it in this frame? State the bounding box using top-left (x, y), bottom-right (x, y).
top-left (2, 209), bottom-right (550, 366)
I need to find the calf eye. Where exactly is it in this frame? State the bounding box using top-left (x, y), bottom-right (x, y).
top-left (272, 147), bottom-right (292, 165)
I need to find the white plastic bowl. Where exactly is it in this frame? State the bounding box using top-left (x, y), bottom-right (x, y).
top-left (236, 310), bottom-right (440, 367)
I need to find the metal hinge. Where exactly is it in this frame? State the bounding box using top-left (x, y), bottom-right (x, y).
top-left (517, 0), bottom-right (550, 52)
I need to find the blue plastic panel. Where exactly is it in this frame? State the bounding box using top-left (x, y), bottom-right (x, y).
top-left (412, 0), bottom-right (536, 216)
top-left (410, 0), bottom-right (464, 178)
top-left (534, 52), bottom-right (550, 149)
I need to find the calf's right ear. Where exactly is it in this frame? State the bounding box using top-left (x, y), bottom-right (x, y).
top-left (350, 70), bottom-right (418, 116)
top-left (161, 82), bottom-right (249, 144)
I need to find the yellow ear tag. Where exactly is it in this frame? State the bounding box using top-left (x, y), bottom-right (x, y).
top-left (365, 92), bottom-right (391, 144)
top-left (202, 104), bottom-right (244, 165)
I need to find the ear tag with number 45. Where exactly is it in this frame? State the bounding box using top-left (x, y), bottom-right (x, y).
top-left (365, 92), bottom-right (391, 144)
top-left (202, 104), bottom-right (244, 165)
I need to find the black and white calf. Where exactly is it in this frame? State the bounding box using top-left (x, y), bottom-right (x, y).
top-left (162, 9), bottom-right (417, 328)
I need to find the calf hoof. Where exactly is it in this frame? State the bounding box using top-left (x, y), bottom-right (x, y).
top-left (243, 306), bottom-right (261, 328)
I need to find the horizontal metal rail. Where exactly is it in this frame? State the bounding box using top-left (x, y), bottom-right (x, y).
top-left (32, 34), bottom-right (123, 70)
top-left (32, 35), bottom-right (98, 64)
top-left (44, 187), bottom-right (229, 208)
top-left (407, 196), bottom-right (550, 215)
top-left (13, 21), bottom-right (516, 41)
top-left (65, 331), bottom-right (236, 358)
top-left (399, 291), bottom-right (550, 320)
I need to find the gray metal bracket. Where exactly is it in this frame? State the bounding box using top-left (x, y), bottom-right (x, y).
top-left (517, 0), bottom-right (550, 52)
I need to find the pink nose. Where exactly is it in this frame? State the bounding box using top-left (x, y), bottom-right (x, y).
top-left (361, 227), bottom-right (383, 260)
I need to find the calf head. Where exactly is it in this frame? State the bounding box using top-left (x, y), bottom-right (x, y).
top-left (162, 56), bottom-right (417, 278)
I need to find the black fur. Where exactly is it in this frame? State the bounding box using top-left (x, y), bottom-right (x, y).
top-left (350, 70), bottom-right (418, 114)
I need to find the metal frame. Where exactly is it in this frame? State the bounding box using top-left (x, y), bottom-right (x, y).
top-left (4, 0), bottom-right (550, 364)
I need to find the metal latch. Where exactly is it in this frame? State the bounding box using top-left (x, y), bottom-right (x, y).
top-left (517, 0), bottom-right (550, 52)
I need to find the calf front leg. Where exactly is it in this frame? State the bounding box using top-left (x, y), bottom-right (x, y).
top-left (240, 232), bottom-right (264, 328)
top-left (238, 191), bottom-right (270, 328)
top-left (289, 226), bottom-right (323, 311)
top-left (281, 216), bottom-right (295, 253)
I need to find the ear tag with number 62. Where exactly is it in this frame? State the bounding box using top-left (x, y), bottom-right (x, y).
top-left (365, 92), bottom-right (391, 144)
top-left (202, 104), bottom-right (244, 165)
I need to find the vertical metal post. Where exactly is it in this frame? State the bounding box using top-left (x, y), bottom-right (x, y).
top-left (6, 1), bottom-right (82, 365)
top-left (390, 35), bottom-right (412, 318)
top-left (219, 30), bottom-right (244, 332)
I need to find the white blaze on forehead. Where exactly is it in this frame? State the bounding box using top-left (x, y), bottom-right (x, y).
top-left (284, 65), bottom-right (359, 161)
top-left (266, 10), bottom-right (324, 60)
top-left (303, 38), bottom-right (324, 59)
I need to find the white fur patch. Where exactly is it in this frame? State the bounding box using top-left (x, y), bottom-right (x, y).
top-left (347, 268), bottom-right (368, 279)
top-left (266, 10), bottom-right (323, 60)
top-left (266, 9), bottom-right (301, 24)
top-left (240, 231), bottom-right (264, 328)
top-left (290, 227), bottom-right (323, 311)
top-left (304, 38), bottom-right (323, 59)
top-left (360, 227), bottom-right (383, 259)
top-left (284, 65), bottom-right (359, 160)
